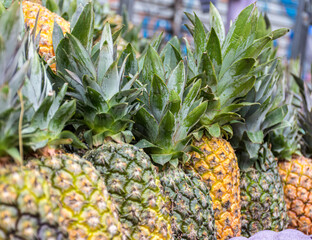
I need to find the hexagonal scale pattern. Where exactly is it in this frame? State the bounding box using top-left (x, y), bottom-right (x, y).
top-left (279, 156), bottom-right (312, 234)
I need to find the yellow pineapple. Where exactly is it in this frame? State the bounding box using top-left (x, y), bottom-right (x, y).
top-left (273, 74), bottom-right (312, 235)
top-left (278, 156), bottom-right (312, 234)
top-left (22, 0), bottom-right (70, 70)
top-left (191, 137), bottom-right (241, 239)
top-left (185, 4), bottom-right (288, 239)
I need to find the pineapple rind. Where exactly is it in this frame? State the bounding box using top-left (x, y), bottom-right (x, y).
top-left (26, 153), bottom-right (123, 240)
top-left (161, 167), bottom-right (216, 240)
top-left (240, 147), bottom-right (288, 237)
top-left (84, 142), bottom-right (172, 240)
top-left (190, 136), bottom-right (241, 240)
top-left (278, 155), bottom-right (312, 234)
top-left (22, 1), bottom-right (70, 68)
top-left (0, 166), bottom-right (66, 239)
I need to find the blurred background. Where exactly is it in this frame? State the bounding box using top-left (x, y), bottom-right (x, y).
top-left (101, 0), bottom-right (311, 79)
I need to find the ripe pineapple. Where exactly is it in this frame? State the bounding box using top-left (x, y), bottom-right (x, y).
top-left (0, 4), bottom-right (66, 239)
top-left (230, 52), bottom-right (289, 236)
top-left (276, 74), bottom-right (312, 234)
top-left (53, 6), bottom-right (172, 238)
top-left (22, 0), bottom-right (70, 70)
top-left (184, 5), bottom-right (287, 239)
top-left (133, 44), bottom-right (216, 239)
top-left (20, 11), bottom-right (124, 239)
top-left (0, 166), bottom-right (67, 239)
top-left (26, 153), bottom-right (123, 239)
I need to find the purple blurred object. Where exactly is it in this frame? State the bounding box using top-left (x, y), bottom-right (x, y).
top-left (229, 229), bottom-right (312, 240)
top-left (226, 0), bottom-right (256, 31)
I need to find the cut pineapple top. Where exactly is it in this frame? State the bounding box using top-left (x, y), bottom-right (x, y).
top-left (22, 1), bottom-right (70, 66)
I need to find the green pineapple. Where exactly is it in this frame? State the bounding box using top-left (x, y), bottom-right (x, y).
top-left (0, 3), bottom-right (66, 239)
top-left (230, 49), bottom-right (289, 236)
top-left (53, 3), bottom-right (172, 238)
top-left (20, 4), bottom-right (124, 239)
top-left (132, 42), bottom-right (216, 239)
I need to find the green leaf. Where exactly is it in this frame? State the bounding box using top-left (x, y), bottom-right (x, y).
top-left (93, 113), bottom-right (114, 133)
top-left (246, 131), bottom-right (264, 144)
top-left (209, 2), bottom-right (225, 44)
top-left (271, 28), bottom-right (289, 40)
top-left (135, 139), bottom-right (158, 149)
top-left (151, 153), bottom-right (173, 166)
top-left (219, 75), bottom-right (256, 107)
top-left (262, 106), bottom-right (287, 131)
top-left (185, 38), bottom-right (197, 79)
top-left (161, 37), bottom-right (182, 75)
top-left (156, 111), bottom-right (175, 147)
top-left (221, 4), bottom-right (257, 74)
top-left (134, 108), bottom-right (158, 142)
top-left (184, 101), bottom-right (207, 128)
top-left (6, 148), bottom-right (21, 163)
top-left (222, 125), bottom-right (233, 138)
top-left (180, 80), bottom-right (201, 121)
top-left (193, 13), bottom-right (206, 60)
top-left (46, 0), bottom-right (59, 13)
top-left (100, 23), bottom-right (113, 56)
top-left (56, 34), bottom-right (96, 80)
top-left (52, 21), bottom-right (65, 56)
top-left (206, 123), bottom-right (221, 138)
top-left (241, 35), bottom-right (272, 59)
top-left (0, 2), bottom-right (5, 17)
top-left (48, 100), bottom-right (76, 134)
top-left (149, 74), bottom-right (169, 122)
top-left (206, 28), bottom-right (222, 76)
top-left (101, 61), bottom-right (119, 100)
top-left (168, 90), bottom-right (181, 116)
top-left (59, 130), bottom-right (87, 149)
top-left (199, 53), bottom-right (217, 90)
top-left (141, 46), bottom-right (164, 90)
top-left (97, 41), bottom-right (113, 85)
top-left (71, 2), bottom-right (94, 52)
top-left (167, 61), bottom-right (185, 99)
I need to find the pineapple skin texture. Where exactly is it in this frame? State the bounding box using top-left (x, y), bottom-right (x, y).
top-left (240, 149), bottom-right (288, 237)
top-left (278, 155), bottom-right (312, 234)
top-left (161, 167), bottom-right (217, 240)
top-left (189, 136), bottom-right (241, 240)
top-left (27, 153), bottom-right (123, 240)
top-left (84, 142), bottom-right (172, 240)
top-left (0, 166), bottom-right (66, 239)
top-left (22, 1), bottom-right (70, 70)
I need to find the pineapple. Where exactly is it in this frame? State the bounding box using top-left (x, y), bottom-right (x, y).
top-left (53, 5), bottom-right (172, 238)
top-left (26, 153), bottom-right (123, 239)
top-left (230, 48), bottom-right (289, 236)
top-left (132, 43), bottom-right (216, 239)
top-left (184, 4), bottom-right (288, 239)
top-left (0, 166), bottom-right (67, 239)
top-left (276, 74), bottom-right (312, 234)
top-left (20, 6), bottom-right (124, 238)
top-left (22, 0), bottom-right (70, 70)
top-left (0, 4), bottom-right (66, 239)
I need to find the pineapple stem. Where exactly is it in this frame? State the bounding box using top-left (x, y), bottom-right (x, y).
top-left (18, 89), bottom-right (24, 165)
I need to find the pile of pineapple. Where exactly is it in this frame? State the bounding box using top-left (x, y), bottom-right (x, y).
top-left (1, 1), bottom-right (312, 240)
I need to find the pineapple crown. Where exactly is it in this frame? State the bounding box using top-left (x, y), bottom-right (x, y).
top-left (134, 43), bottom-right (207, 167)
top-left (293, 73), bottom-right (312, 158)
top-left (230, 53), bottom-right (288, 169)
top-left (54, 2), bottom-right (141, 148)
top-left (0, 2), bottom-right (29, 161)
top-left (184, 3), bottom-right (288, 139)
top-left (269, 69), bottom-right (302, 161)
top-left (21, 26), bottom-right (78, 152)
